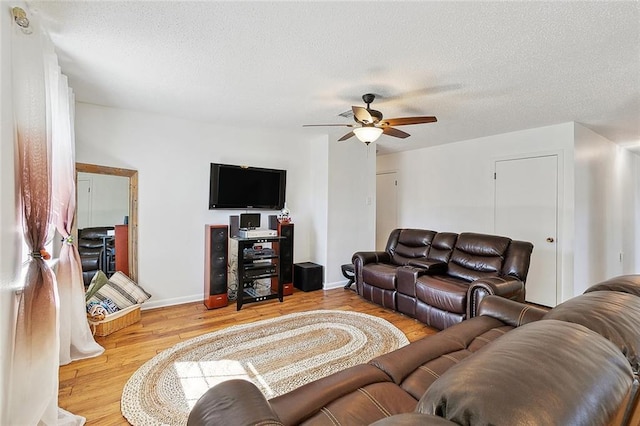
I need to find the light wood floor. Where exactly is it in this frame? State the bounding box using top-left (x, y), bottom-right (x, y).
top-left (59, 287), bottom-right (436, 425)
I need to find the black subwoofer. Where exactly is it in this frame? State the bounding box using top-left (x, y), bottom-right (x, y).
top-left (294, 262), bottom-right (323, 292)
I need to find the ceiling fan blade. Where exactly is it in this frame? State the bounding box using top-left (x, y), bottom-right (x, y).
top-left (302, 124), bottom-right (355, 127)
top-left (382, 127), bottom-right (410, 139)
top-left (382, 116), bottom-right (437, 126)
top-left (352, 106), bottom-right (373, 124)
top-left (338, 131), bottom-right (355, 141)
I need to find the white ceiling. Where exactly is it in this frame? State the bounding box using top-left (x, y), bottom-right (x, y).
top-left (27, 1), bottom-right (640, 155)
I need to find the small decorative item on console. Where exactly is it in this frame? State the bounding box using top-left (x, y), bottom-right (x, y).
top-left (278, 204), bottom-right (291, 223)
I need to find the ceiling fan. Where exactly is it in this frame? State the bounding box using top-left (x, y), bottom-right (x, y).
top-left (303, 93), bottom-right (437, 145)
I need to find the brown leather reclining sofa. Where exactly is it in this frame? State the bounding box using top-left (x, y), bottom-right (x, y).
top-left (78, 226), bottom-right (115, 286)
top-left (353, 229), bottom-right (534, 329)
top-left (187, 275), bottom-right (640, 426)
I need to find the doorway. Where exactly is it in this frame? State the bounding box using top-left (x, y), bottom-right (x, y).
top-left (494, 154), bottom-right (559, 307)
top-left (376, 172), bottom-right (398, 251)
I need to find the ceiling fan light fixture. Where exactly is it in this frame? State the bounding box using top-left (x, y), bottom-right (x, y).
top-left (353, 126), bottom-right (383, 144)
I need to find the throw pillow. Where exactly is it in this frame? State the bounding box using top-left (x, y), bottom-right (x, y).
top-left (87, 271), bottom-right (151, 310)
top-left (85, 270), bottom-right (110, 301)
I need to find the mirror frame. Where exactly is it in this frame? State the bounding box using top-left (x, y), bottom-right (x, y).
top-left (76, 163), bottom-right (138, 282)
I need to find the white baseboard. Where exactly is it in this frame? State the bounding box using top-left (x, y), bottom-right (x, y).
top-left (323, 279), bottom-right (350, 290)
top-left (141, 293), bottom-right (202, 310)
top-left (141, 280), bottom-right (354, 310)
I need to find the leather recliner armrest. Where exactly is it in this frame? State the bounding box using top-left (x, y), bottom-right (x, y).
top-left (352, 251), bottom-right (391, 295)
top-left (476, 295), bottom-right (548, 327)
top-left (407, 259), bottom-right (447, 274)
top-left (466, 276), bottom-right (525, 319)
top-left (187, 379), bottom-right (283, 426)
top-left (352, 251), bottom-right (391, 266)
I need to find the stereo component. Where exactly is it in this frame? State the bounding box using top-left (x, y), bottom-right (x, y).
top-left (238, 229), bottom-right (277, 238)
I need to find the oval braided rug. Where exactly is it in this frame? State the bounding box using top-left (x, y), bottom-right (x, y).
top-left (121, 309), bottom-right (409, 426)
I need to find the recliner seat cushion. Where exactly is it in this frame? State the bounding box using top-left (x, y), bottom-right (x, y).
top-left (415, 276), bottom-right (468, 314)
top-left (362, 264), bottom-right (398, 290)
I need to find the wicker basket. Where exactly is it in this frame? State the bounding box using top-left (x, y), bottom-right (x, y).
top-left (88, 304), bottom-right (141, 336)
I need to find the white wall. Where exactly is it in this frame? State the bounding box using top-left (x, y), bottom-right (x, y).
top-left (574, 123), bottom-right (639, 293)
top-left (75, 103), bottom-right (373, 306)
top-left (325, 132), bottom-right (376, 288)
top-left (307, 135), bottom-right (329, 277)
top-left (636, 156), bottom-right (640, 269)
top-left (378, 123), bottom-right (575, 231)
top-left (0, 7), bottom-right (20, 423)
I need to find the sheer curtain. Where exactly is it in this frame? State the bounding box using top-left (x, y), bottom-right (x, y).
top-left (9, 15), bottom-right (59, 424)
top-left (9, 7), bottom-right (102, 425)
top-left (47, 40), bottom-right (104, 366)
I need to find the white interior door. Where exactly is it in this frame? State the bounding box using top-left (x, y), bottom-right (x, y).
top-left (495, 155), bottom-right (558, 307)
top-left (77, 177), bottom-right (92, 229)
top-left (376, 172), bottom-right (397, 251)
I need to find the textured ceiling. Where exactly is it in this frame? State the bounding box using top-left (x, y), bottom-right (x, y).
top-left (27, 1), bottom-right (640, 155)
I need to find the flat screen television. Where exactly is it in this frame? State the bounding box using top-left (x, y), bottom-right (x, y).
top-left (209, 163), bottom-right (286, 210)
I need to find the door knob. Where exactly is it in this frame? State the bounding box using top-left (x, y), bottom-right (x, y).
top-left (546, 237), bottom-right (555, 243)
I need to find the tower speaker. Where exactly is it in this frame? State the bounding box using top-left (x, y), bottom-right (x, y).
top-left (204, 224), bottom-right (228, 309)
top-left (272, 222), bottom-right (294, 296)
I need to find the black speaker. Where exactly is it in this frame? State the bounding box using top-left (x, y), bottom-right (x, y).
top-left (270, 222), bottom-right (294, 295)
top-left (229, 215), bottom-right (239, 237)
top-left (294, 262), bottom-right (323, 292)
top-left (280, 223), bottom-right (294, 293)
top-left (204, 224), bottom-right (228, 309)
top-left (268, 215), bottom-right (278, 230)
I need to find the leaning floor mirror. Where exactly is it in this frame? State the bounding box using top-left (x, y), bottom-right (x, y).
top-left (76, 163), bottom-right (138, 284)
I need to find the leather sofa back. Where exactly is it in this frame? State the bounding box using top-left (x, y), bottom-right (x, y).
top-left (417, 319), bottom-right (633, 425)
top-left (544, 288), bottom-right (640, 373)
top-left (447, 233), bottom-right (511, 282)
top-left (426, 232), bottom-right (457, 263)
top-left (78, 226), bottom-right (114, 243)
top-left (78, 226), bottom-right (115, 286)
top-left (386, 229), bottom-right (436, 265)
top-left (501, 239), bottom-right (534, 282)
top-left (445, 232), bottom-right (533, 283)
top-left (584, 274), bottom-right (640, 297)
